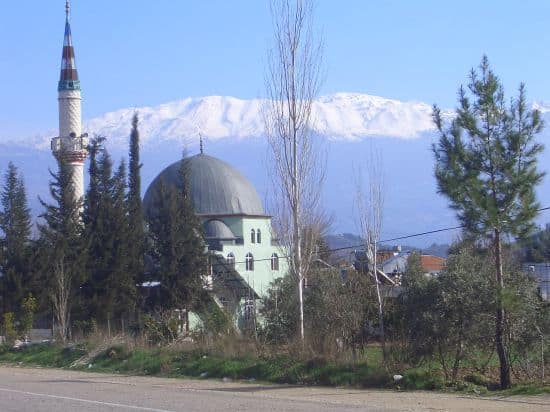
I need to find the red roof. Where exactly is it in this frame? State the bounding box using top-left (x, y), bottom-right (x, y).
top-left (420, 255), bottom-right (446, 272)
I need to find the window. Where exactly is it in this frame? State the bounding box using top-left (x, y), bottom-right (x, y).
top-left (256, 229), bottom-right (261, 244)
top-left (250, 229), bottom-right (255, 244)
top-left (271, 253), bottom-right (279, 271)
top-left (227, 253), bottom-right (235, 268)
top-left (245, 253), bottom-right (254, 271)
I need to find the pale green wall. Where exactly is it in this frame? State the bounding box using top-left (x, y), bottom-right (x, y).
top-left (202, 215), bottom-right (288, 297)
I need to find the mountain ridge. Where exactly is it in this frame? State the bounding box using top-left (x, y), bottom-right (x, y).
top-left (5, 92), bottom-right (452, 149)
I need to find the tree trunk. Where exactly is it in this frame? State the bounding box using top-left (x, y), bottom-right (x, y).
top-left (372, 242), bottom-right (387, 363)
top-left (293, 117), bottom-right (305, 342)
top-left (494, 228), bottom-right (511, 389)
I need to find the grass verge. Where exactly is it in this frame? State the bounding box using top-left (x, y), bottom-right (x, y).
top-left (0, 343), bottom-right (548, 395)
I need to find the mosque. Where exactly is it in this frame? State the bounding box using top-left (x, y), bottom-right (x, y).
top-left (143, 152), bottom-right (287, 329)
top-left (50, 2), bottom-right (287, 330)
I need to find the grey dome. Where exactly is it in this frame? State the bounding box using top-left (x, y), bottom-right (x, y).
top-left (144, 154), bottom-right (265, 216)
top-left (204, 219), bottom-right (236, 239)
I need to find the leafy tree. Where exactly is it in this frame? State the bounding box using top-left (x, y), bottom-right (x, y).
top-left (0, 162), bottom-right (32, 315)
top-left (127, 113), bottom-right (145, 297)
top-left (259, 275), bottom-right (299, 345)
top-left (500, 252), bottom-right (549, 381)
top-left (433, 245), bottom-right (493, 381)
top-left (305, 268), bottom-right (377, 357)
top-left (37, 159), bottom-right (87, 343)
top-left (147, 155), bottom-right (207, 313)
top-left (396, 252), bottom-right (440, 365)
top-left (432, 56), bottom-right (545, 388)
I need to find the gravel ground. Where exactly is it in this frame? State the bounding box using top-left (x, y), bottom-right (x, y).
top-left (0, 366), bottom-right (548, 412)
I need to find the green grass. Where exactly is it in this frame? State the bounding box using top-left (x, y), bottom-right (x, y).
top-left (0, 343), bottom-right (547, 395)
top-left (0, 343), bottom-right (85, 368)
top-left (494, 384), bottom-right (550, 396)
top-left (0, 344), bottom-right (392, 387)
top-left (82, 348), bottom-right (391, 387)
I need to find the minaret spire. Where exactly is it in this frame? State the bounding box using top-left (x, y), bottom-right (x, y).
top-left (51, 0), bottom-right (88, 205)
top-left (199, 134), bottom-right (204, 154)
top-left (59, 0), bottom-right (79, 92)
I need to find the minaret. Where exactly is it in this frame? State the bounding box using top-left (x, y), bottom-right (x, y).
top-left (51, 0), bottom-right (88, 203)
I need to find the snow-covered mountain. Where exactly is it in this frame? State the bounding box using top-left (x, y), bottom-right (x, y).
top-left (1, 92), bottom-right (549, 246)
top-left (13, 93), bottom-right (450, 150)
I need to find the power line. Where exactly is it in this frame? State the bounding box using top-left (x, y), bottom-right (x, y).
top-left (208, 205), bottom-right (550, 269)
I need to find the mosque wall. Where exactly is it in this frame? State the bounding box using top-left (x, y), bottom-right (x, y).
top-left (215, 216), bottom-right (287, 297)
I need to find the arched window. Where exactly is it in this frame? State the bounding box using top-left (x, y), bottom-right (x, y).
top-left (226, 253), bottom-right (235, 268)
top-left (256, 229), bottom-right (261, 244)
top-left (271, 253), bottom-right (279, 271)
top-left (245, 253), bottom-right (254, 271)
top-left (250, 229), bottom-right (255, 244)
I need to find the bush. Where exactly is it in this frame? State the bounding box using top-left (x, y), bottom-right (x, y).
top-left (20, 294), bottom-right (37, 338)
top-left (2, 313), bottom-right (17, 345)
top-left (402, 369), bottom-right (445, 390)
top-left (142, 312), bottom-right (180, 345)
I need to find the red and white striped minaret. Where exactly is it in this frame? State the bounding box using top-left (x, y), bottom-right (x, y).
top-left (51, 0), bottom-right (88, 203)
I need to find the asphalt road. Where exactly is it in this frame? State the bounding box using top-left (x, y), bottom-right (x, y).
top-left (0, 366), bottom-right (548, 412)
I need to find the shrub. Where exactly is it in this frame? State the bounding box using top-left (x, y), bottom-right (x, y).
top-left (2, 312), bottom-right (17, 345)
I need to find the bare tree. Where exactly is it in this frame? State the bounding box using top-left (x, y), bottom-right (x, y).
top-left (354, 144), bottom-right (387, 361)
top-left (264, 0), bottom-right (324, 341)
top-left (51, 255), bottom-right (71, 344)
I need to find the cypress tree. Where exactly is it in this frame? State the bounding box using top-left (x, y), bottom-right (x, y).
top-left (83, 136), bottom-right (104, 229)
top-left (147, 155), bottom-right (207, 313)
top-left (111, 160), bottom-right (136, 321)
top-left (0, 162), bottom-right (32, 315)
top-left (127, 113), bottom-right (145, 296)
top-left (38, 159), bottom-right (87, 342)
top-left (432, 56), bottom-right (545, 389)
top-left (83, 138), bottom-right (136, 328)
top-left (81, 137), bottom-right (102, 321)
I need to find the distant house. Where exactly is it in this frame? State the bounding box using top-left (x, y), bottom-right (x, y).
top-left (523, 263), bottom-right (550, 301)
top-left (379, 251), bottom-right (445, 279)
top-left (352, 248), bottom-right (446, 288)
top-left (419, 255), bottom-right (446, 276)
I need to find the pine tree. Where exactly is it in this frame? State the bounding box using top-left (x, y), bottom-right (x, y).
top-left (0, 162), bottom-right (32, 315)
top-left (127, 113), bottom-right (145, 298)
top-left (38, 159), bottom-right (87, 343)
top-left (147, 155), bottom-right (207, 312)
top-left (432, 56), bottom-right (545, 389)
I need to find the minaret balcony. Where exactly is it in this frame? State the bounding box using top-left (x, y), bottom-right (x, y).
top-left (51, 133), bottom-right (89, 160)
top-left (58, 79), bottom-right (81, 92)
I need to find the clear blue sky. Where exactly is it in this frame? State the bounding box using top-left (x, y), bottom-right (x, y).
top-left (2, 0), bottom-right (550, 139)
